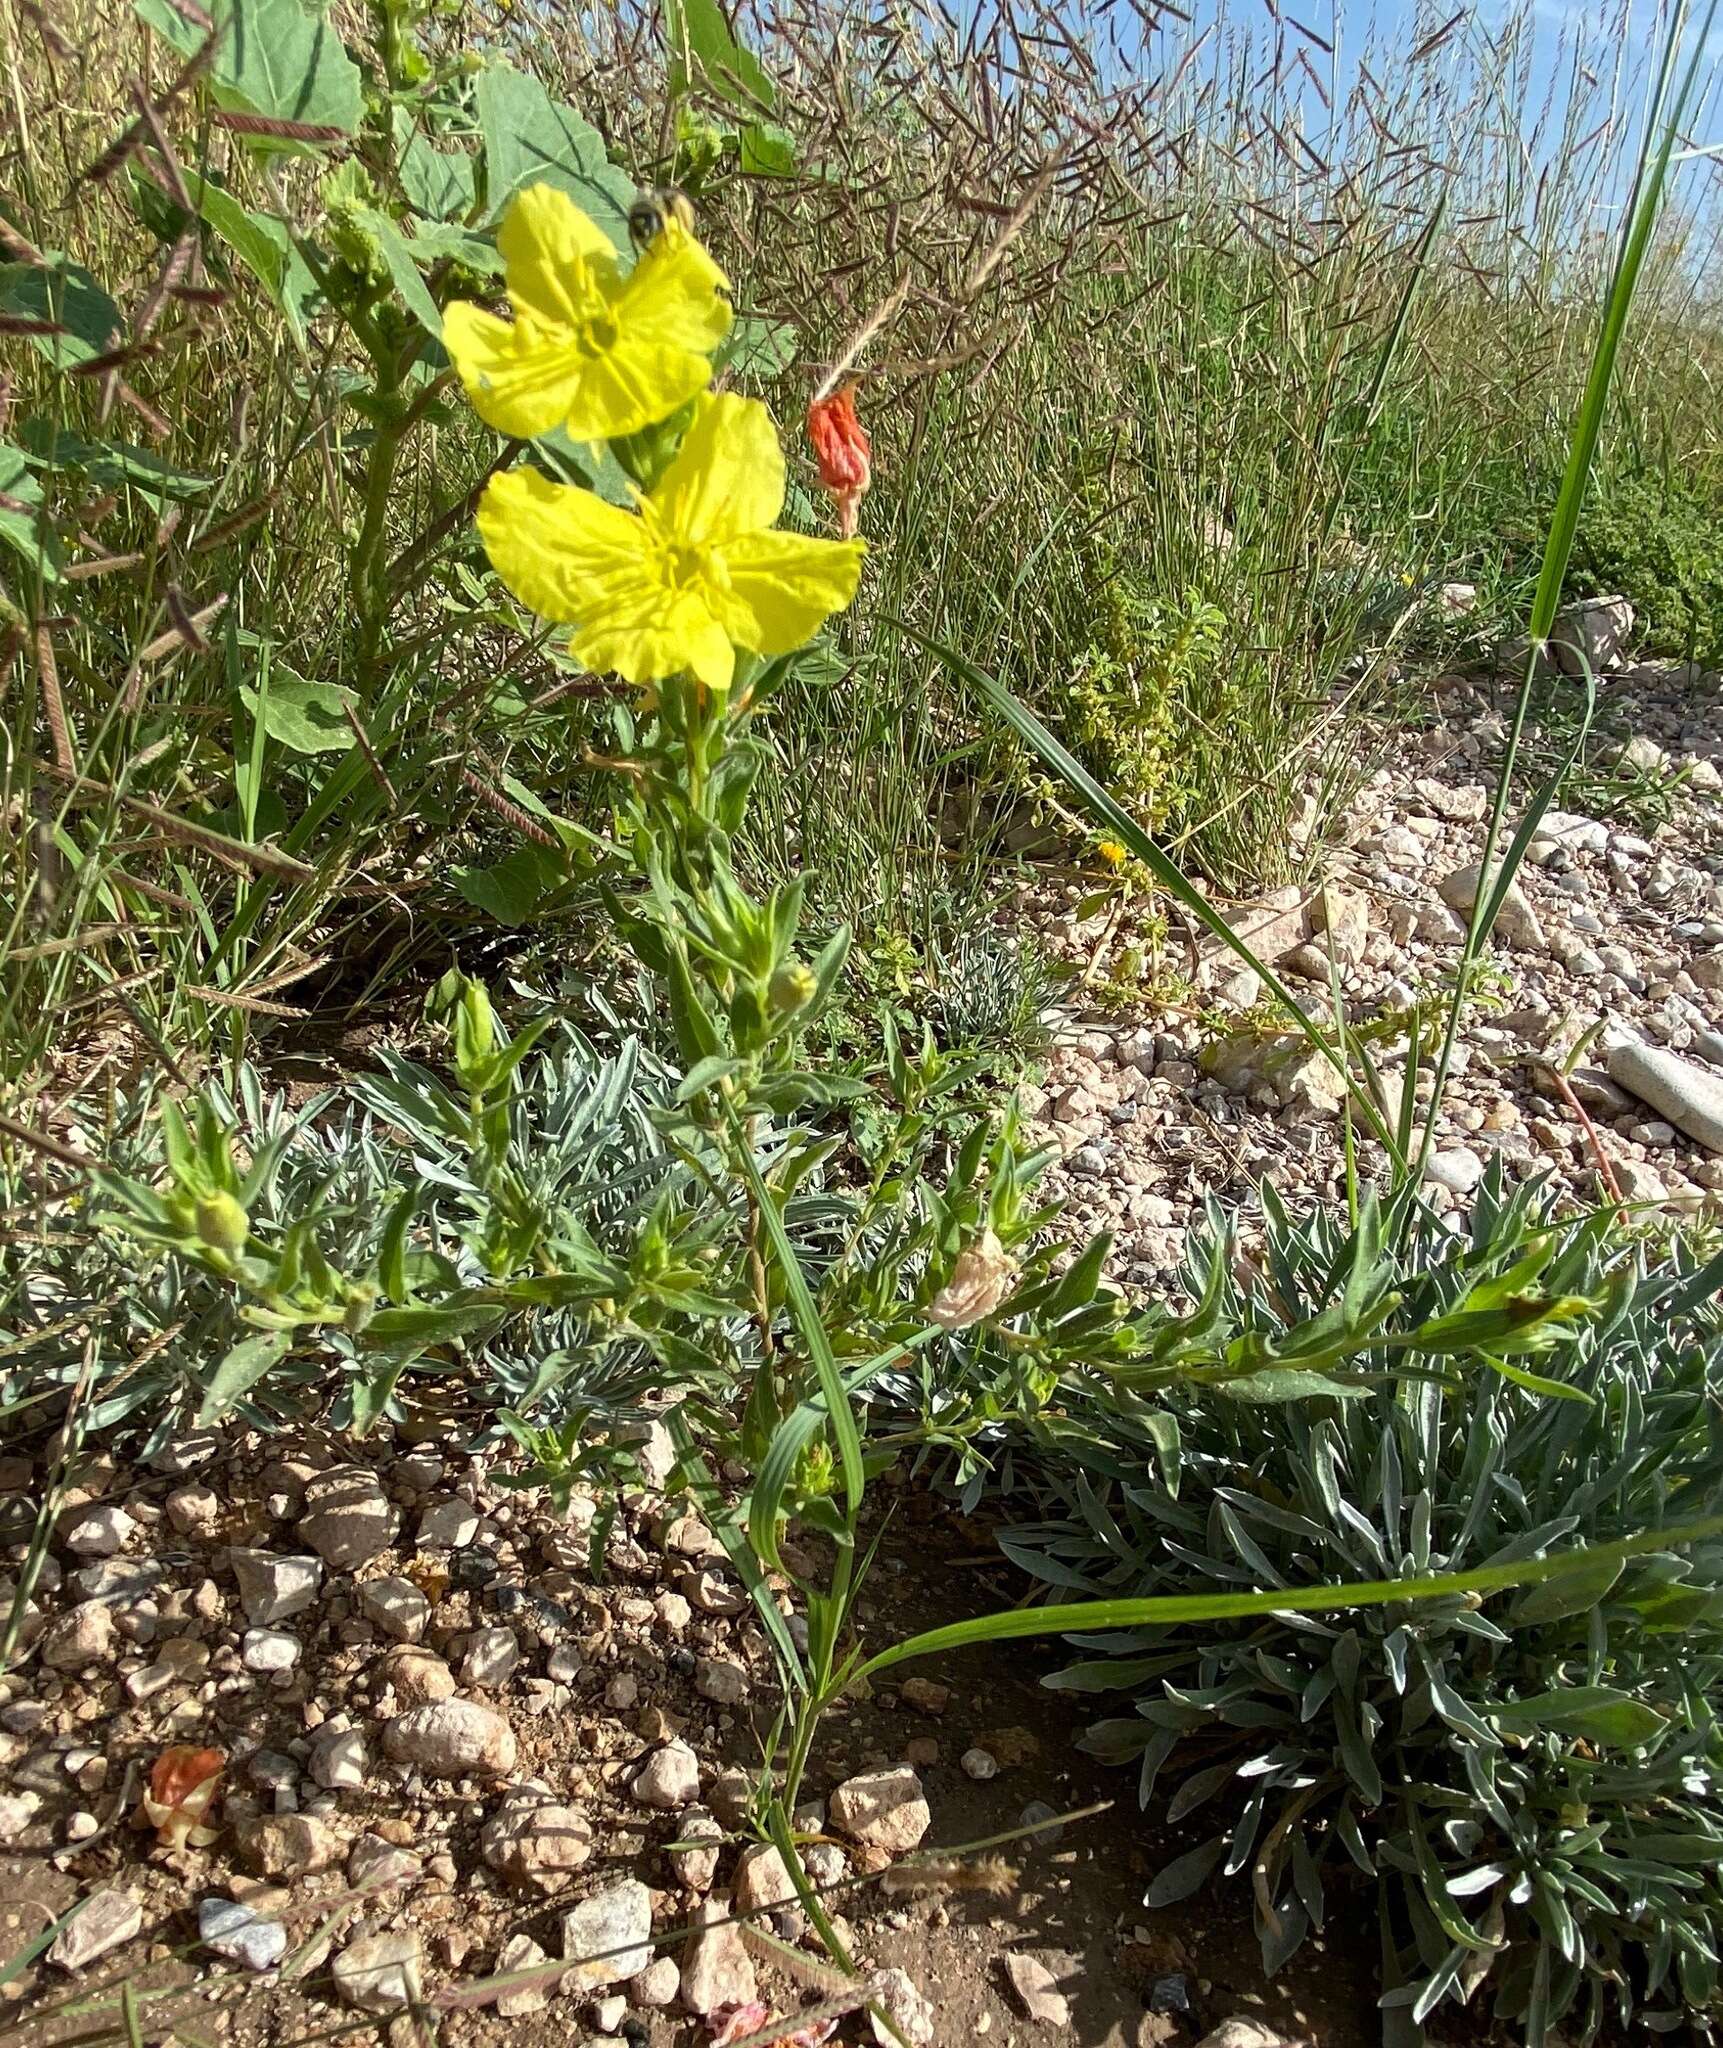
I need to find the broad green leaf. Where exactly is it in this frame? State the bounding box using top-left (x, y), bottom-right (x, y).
top-left (1215, 1368), bottom-right (1366, 1403)
top-left (452, 844), bottom-right (566, 925)
top-left (239, 670), bottom-right (358, 754)
top-left (18, 419), bottom-right (213, 502)
top-left (357, 205), bottom-right (444, 336)
top-left (0, 441), bottom-right (59, 580)
top-left (133, 0), bottom-right (363, 140)
top-left (393, 106), bottom-right (477, 221)
top-left (0, 261), bottom-right (121, 370)
top-left (474, 64), bottom-right (635, 246)
top-left (197, 1328), bottom-right (290, 1424)
top-left (1493, 1685), bottom-right (1665, 1748)
top-left (664, 0), bottom-right (777, 110)
top-left (1144, 1836), bottom-right (1225, 1908)
top-left (717, 313), bottom-right (797, 380)
top-left (739, 122), bottom-right (797, 175)
top-left (187, 174), bottom-right (323, 343)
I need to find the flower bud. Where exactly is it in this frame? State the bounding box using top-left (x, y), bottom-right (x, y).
top-left (194, 1191), bottom-right (250, 1257)
top-left (770, 960), bottom-right (817, 1014)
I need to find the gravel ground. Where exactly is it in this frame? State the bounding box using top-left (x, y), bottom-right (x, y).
top-left (1023, 656), bottom-right (1723, 1286)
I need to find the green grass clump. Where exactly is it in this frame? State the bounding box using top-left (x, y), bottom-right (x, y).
top-left (1572, 470), bottom-right (1723, 666)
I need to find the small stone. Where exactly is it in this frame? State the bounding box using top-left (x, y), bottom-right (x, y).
top-left (495, 1934), bottom-right (551, 2017)
top-left (604, 1672), bottom-right (640, 1711)
top-left (63, 1505), bottom-right (136, 1558)
top-left (593, 1993), bottom-right (627, 2033)
top-left (733, 1843), bottom-right (798, 1919)
top-left (348, 1835), bottom-right (422, 1894)
top-left (481, 1793), bottom-right (593, 1891)
top-left (1551, 593), bottom-right (1633, 677)
top-left (50, 1890), bottom-right (143, 1972)
top-left (631, 1956), bottom-right (681, 2007)
top-left (417, 1499), bottom-right (480, 1549)
top-left (683, 1569), bottom-right (744, 1615)
top-left (1609, 1041), bottom-right (1723, 1153)
top-left (560, 1878), bottom-right (654, 1988)
top-left (199, 1897), bottom-right (287, 1972)
top-left (237, 1813), bottom-right (343, 1879)
top-left (298, 1468), bottom-right (397, 1572)
top-left (869, 1965), bottom-right (935, 2047)
top-left (961, 1747), bottom-right (999, 1781)
top-left (1191, 2024), bottom-right (1295, 2048)
top-left (1438, 863), bottom-right (1545, 952)
top-left (309, 1725), bottom-right (368, 1791)
top-left (899, 1678), bottom-right (949, 1717)
top-left (167, 1484), bottom-right (222, 1537)
top-left (333, 1928), bottom-right (424, 2012)
top-left (694, 1657), bottom-right (748, 1706)
top-left (360, 1577), bottom-right (431, 1642)
top-left (0, 1792), bottom-right (41, 1842)
top-left (64, 1812), bottom-right (100, 1842)
top-left (39, 1600), bottom-right (116, 1671)
top-left (680, 1899), bottom-right (755, 2016)
top-left (383, 1699), bottom-right (516, 1778)
top-left (1424, 1146), bottom-right (1485, 1195)
top-left (230, 1550), bottom-right (322, 1627)
top-left (378, 1644), bottom-right (457, 1705)
top-left (829, 1766), bottom-right (930, 1853)
top-left (667, 1807), bottom-right (723, 1891)
top-left (1003, 1953), bottom-right (1071, 2027)
top-left (633, 1740), bottom-right (700, 1810)
top-left (241, 1628), bottom-right (300, 1674)
top-left (461, 1626), bottom-right (520, 1689)
top-left (654, 1592), bottom-right (691, 1633)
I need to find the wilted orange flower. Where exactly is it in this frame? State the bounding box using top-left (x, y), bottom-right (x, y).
top-left (806, 383), bottom-right (871, 539)
top-left (140, 1745), bottom-right (224, 1850)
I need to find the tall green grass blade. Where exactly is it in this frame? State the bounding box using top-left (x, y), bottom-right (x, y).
top-left (852, 1515), bottom-right (1723, 1683)
top-left (1416, 0), bottom-right (1718, 1177)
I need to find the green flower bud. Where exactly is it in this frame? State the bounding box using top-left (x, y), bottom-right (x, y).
top-left (194, 1190), bottom-right (250, 1257)
top-left (770, 960), bottom-right (817, 1014)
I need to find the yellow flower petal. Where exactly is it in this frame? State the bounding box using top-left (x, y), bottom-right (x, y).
top-left (650, 393), bottom-right (784, 544)
top-left (717, 529), bottom-right (866, 655)
top-left (571, 588), bottom-right (735, 692)
top-left (614, 229), bottom-right (731, 353)
top-left (497, 184), bottom-right (621, 328)
top-left (565, 337), bottom-right (720, 443)
top-left (444, 300), bottom-right (593, 441)
top-left (476, 466), bottom-right (649, 625)
top-left (447, 184), bottom-right (729, 442)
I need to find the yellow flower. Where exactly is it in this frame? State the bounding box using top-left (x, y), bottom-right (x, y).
top-left (1097, 838), bottom-right (1128, 867)
top-left (444, 184), bottom-right (730, 442)
top-left (478, 393), bottom-right (866, 690)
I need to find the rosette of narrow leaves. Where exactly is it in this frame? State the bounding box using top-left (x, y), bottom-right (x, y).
top-left (1002, 1171), bottom-right (1723, 2045)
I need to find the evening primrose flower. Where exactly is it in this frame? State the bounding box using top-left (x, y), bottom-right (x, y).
top-left (477, 392), bottom-right (865, 691)
top-left (444, 184), bottom-right (730, 442)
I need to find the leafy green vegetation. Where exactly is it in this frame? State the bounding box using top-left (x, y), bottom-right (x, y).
top-left (1573, 470), bottom-right (1723, 666)
top-left (1005, 1176), bottom-right (1723, 2044)
top-left (3, 0), bottom-right (1723, 2039)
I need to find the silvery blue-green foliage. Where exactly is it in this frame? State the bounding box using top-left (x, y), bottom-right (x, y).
top-left (4, 1018), bottom-right (678, 1455)
top-left (1003, 1171), bottom-right (1723, 2047)
top-left (924, 924), bottom-right (1063, 1064)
